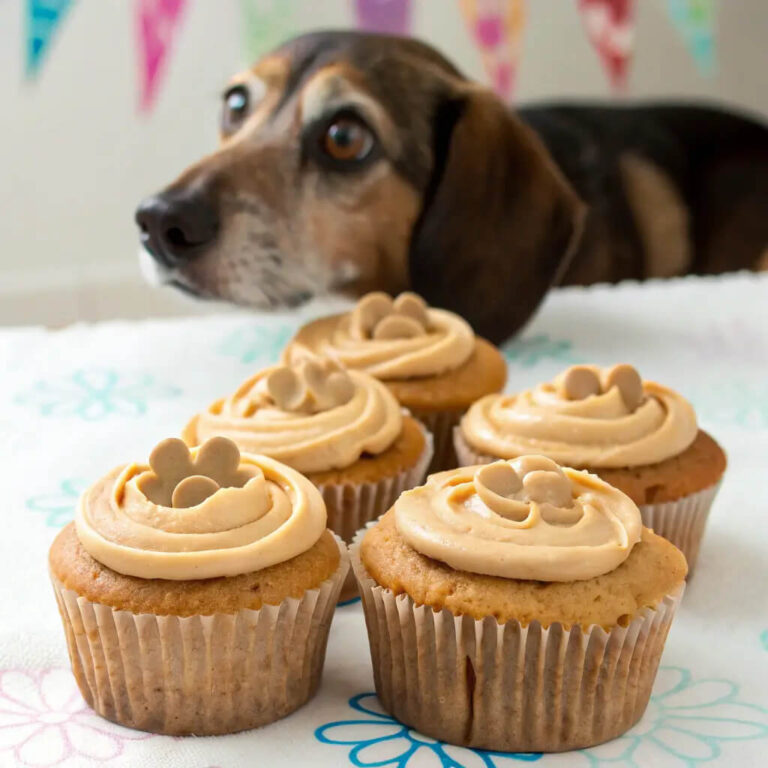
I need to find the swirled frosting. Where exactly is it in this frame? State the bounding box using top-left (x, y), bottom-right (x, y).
top-left (75, 437), bottom-right (327, 580)
top-left (461, 364), bottom-right (698, 468)
top-left (283, 292), bottom-right (475, 380)
top-left (184, 358), bottom-right (402, 474)
top-left (395, 455), bottom-right (642, 581)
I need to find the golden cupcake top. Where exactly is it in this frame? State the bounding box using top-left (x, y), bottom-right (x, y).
top-left (282, 291), bottom-right (475, 380)
top-left (460, 364), bottom-right (698, 468)
top-left (183, 357), bottom-right (402, 474)
top-left (394, 455), bottom-right (642, 582)
top-left (75, 436), bottom-right (327, 580)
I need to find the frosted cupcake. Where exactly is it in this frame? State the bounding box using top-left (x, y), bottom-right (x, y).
top-left (49, 436), bottom-right (347, 735)
top-left (352, 456), bottom-right (687, 752)
top-left (282, 292), bottom-right (506, 470)
top-left (182, 358), bottom-right (432, 544)
top-left (455, 364), bottom-right (726, 571)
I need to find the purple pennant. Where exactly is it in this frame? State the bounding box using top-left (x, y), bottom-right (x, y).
top-left (354, 0), bottom-right (411, 36)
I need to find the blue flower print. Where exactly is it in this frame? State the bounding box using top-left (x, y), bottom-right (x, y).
top-left (581, 666), bottom-right (768, 767)
top-left (15, 369), bottom-right (180, 420)
top-left (760, 630), bottom-right (768, 652)
top-left (218, 322), bottom-right (295, 365)
top-left (501, 335), bottom-right (579, 368)
top-left (26, 478), bottom-right (85, 527)
top-left (690, 380), bottom-right (768, 430)
top-left (315, 693), bottom-right (541, 767)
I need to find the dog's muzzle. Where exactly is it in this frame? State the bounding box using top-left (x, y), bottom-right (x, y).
top-left (135, 186), bottom-right (219, 270)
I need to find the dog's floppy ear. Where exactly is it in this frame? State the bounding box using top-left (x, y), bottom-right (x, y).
top-left (408, 89), bottom-right (585, 344)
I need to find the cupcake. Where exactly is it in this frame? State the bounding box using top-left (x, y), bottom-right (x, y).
top-left (455, 364), bottom-right (726, 571)
top-left (182, 358), bottom-right (432, 546)
top-left (49, 436), bottom-right (347, 735)
top-left (352, 456), bottom-right (687, 752)
top-left (282, 291), bottom-right (506, 471)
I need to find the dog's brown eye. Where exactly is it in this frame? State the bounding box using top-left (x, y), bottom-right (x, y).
top-left (223, 85), bottom-right (249, 127)
top-left (323, 117), bottom-right (374, 162)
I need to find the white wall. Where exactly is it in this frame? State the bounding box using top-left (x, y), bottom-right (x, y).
top-left (1, 0), bottom-right (766, 326)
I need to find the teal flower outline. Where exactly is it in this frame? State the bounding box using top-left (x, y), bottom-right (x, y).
top-left (26, 479), bottom-right (85, 528)
top-left (218, 322), bottom-right (295, 365)
top-left (690, 380), bottom-right (768, 430)
top-left (581, 666), bottom-right (768, 767)
top-left (315, 692), bottom-right (541, 766)
top-left (501, 335), bottom-right (579, 368)
top-left (15, 369), bottom-right (180, 420)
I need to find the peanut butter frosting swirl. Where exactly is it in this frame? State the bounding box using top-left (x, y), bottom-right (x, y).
top-left (184, 358), bottom-right (402, 474)
top-left (461, 364), bottom-right (698, 468)
top-left (395, 455), bottom-right (642, 581)
top-left (75, 437), bottom-right (327, 580)
top-left (283, 292), bottom-right (475, 380)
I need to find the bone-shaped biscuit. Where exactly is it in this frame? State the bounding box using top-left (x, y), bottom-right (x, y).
top-left (475, 456), bottom-right (576, 522)
top-left (559, 364), bottom-right (645, 411)
top-left (266, 359), bottom-right (355, 414)
top-left (137, 436), bottom-right (252, 508)
top-left (350, 291), bottom-right (430, 340)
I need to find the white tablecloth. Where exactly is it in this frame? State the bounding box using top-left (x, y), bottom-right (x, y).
top-left (1, 273), bottom-right (766, 768)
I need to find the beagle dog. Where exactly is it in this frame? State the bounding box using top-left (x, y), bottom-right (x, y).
top-left (136, 31), bottom-right (768, 343)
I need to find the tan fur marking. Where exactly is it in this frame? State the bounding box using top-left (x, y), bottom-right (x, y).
top-left (620, 153), bottom-right (691, 278)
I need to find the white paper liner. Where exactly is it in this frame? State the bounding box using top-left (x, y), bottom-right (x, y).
top-left (316, 422), bottom-right (433, 545)
top-left (350, 530), bottom-right (684, 753)
top-left (638, 482), bottom-right (720, 574)
top-left (50, 538), bottom-right (348, 736)
top-left (453, 426), bottom-right (496, 468)
top-left (409, 407), bottom-right (465, 473)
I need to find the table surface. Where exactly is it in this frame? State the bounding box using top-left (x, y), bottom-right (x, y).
top-left (1, 273), bottom-right (766, 768)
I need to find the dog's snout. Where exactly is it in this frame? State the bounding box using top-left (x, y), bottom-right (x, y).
top-left (135, 187), bottom-right (218, 268)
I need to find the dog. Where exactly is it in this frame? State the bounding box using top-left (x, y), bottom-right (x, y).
top-left (136, 31), bottom-right (768, 343)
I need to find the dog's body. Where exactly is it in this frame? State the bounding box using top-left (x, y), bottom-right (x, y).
top-left (136, 32), bottom-right (768, 342)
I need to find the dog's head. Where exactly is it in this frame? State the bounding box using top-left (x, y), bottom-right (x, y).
top-left (136, 31), bottom-right (583, 341)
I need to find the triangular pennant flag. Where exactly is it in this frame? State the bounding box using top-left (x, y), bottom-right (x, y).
top-left (353, 0), bottom-right (411, 36)
top-left (578, 0), bottom-right (635, 91)
top-left (240, 0), bottom-right (296, 61)
top-left (460, 0), bottom-right (527, 101)
top-left (666, 0), bottom-right (715, 74)
top-left (26, 0), bottom-right (73, 78)
top-left (136, 0), bottom-right (187, 113)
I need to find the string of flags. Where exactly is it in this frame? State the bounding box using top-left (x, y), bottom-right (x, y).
top-left (22, 0), bottom-right (719, 111)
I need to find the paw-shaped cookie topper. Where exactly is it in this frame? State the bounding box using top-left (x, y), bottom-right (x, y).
top-left (137, 436), bottom-right (254, 508)
top-left (350, 291), bottom-right (431, 341)
top-left (558, 364), bottom-right (644, 411)
top-left (474, 456), bottom-right (580, 524)
top-left (265, 358), bottom-right (355, 414)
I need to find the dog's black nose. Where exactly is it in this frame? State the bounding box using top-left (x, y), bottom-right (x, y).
top-left (135, 187), bottom-right (218, 268)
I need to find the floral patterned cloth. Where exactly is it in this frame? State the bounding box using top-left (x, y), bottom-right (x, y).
top-left (1, 275), bottom-right (767, 767)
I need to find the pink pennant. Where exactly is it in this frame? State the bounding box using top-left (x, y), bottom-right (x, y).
top-left (136, 0), bottom-right (186, 113)
top-left (578, 0), bottom-right (635, 91)
top-left (461, 0), bottom-right (526, 101)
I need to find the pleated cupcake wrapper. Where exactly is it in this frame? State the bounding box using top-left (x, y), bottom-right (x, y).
top-left (409, 407), bottom-right (466, 473)
top-left (350, 530), bottom-right (684, 753)
top-left (638, 482), bottom-right (720, 574)
top-left (317, 421), bottom-right (433, 544)
top-left (50, 538), bottom-right (349, 736)
top-left (454, 427), bottom-right (720, 575)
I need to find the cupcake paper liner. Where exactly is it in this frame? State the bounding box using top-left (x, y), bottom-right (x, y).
top-left (317, 422), bottom-right (433, 544)
top-left (454, 427), bottom-right (721, 574)
top-left (638, 482), bottom-right (720, 573)
top-left (409, 407), bottom-right (465, 473)
top-left (351, 531), bottom-right (684, 753)
top-left (50, 538), bottom-right (349, 736)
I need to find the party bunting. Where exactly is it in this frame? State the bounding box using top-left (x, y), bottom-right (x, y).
top-left (666, 0), bottom-right (715, 74)
top-left (240, 0), bottom-right (296, 61)
top-left (578, 0), bottom-right (635, 91)
top-left (353, 0), bottom-right (411, 36)
top-left (460, 0), bottom-right (527, 100)
top-left (135, 0), bottom-right (186, 113)
top-left (25, 0), bottom-right (73, 78)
